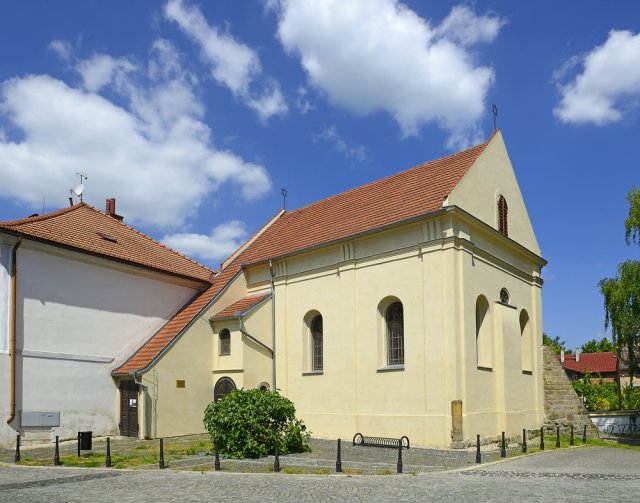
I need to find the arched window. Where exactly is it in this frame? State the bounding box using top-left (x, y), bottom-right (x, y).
top-left (520, 310), bottom-right (532, 372)
top-left (219, 329), bottom-right (231, 356)
top-left (213, 377), bottom-right (236, 402)
top-left (386, 301), bottom-right (404, 366)
top-left (497, 195), bottom-right (508, 236)
top-left (476, 295), bottom-right (492, 368)
top-left (310, 314), bottom-right (323, 371)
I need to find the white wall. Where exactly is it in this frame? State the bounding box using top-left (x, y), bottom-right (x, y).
top-left (0, 241), bottom-right (202, 445)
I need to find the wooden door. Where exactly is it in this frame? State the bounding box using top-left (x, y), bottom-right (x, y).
top-left (119, 381), bottom-right (139, 437)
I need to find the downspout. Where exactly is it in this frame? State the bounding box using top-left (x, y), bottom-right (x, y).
top-left (7, 237), bottom-right (22, 424)
top-left (269, 259), bottom-right (276, 392)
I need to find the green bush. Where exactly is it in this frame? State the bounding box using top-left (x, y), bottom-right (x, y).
top-left (203, 389), bottom-right (310, 458)
top-left (572, 373), bottom-right (619, 410)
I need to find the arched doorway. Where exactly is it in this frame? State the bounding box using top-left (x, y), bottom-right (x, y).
top-left (214, 377), bottom-right (236, 402)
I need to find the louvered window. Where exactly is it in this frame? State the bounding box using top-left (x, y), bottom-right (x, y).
top-left (498, 196), bottom-right (508, 236)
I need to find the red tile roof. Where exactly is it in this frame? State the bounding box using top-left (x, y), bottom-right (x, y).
top-left (0, 203), bottom-right (214, 283)
top-left (114, 134), bottom-right (494, 375)
top-left (557, 352), bottom-right (618, 374)
top-left (211, 294), bottom-right (270, 320)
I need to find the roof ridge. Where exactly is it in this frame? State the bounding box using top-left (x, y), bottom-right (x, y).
top-left (286, 135), bottom-right (493, 217)
top-left (0, 202), bottom-right (87, 227)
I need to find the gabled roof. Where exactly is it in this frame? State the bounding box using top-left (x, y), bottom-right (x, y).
top-left (0, 203), bottom-right (214, 283)
top-left (210, 294), bottom-right (270, 321)
top-left (114, 134), bottom-right (494, 375)
top-left (557, 352), bottom-right (618, 374)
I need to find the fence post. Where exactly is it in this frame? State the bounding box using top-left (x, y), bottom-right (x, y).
top-left (501, 432), bottom-right (506, 458)
top-left (475, 434), bottom-right (481, 464)
top-left (396, 439), bottom-right (403, 474)
top-left (159, 438), bottom-right (165, 469)
top-left (274, 439), bottom-right (280, 472)
top-left (77, 432), bottom-right (81, 457)
top-left (555, 426), bottom-right (560, 448)
top-left (54, 435), bottom-right (60, 466)
top-left (570, 425), bottom-right (574, 446)
top-left (14, 434), bottom-right (20, 463)
top-left (336, 439), bottom-right (342, 473)
top-left (522, 429), bottom-right (527, 453)
top-left (582, 425), bottom-right (587, 444)
top-left (106, 438), bottom-right (112, 468)
top-left (214, 438), bottom-right (221, 471)
top-left (540, 426), bottom-right (544, 450)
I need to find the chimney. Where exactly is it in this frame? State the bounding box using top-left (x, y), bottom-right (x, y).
top-left (560, 350), bottom-right (565, 363)
top-left (575, 348), bottom-right (580, 363)
top-left (105, 198), bottom-right (123, 222)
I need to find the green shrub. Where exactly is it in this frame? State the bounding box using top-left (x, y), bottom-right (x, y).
top-left (203, 389), bottom-right (310, 458)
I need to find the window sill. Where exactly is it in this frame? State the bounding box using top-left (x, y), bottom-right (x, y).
top-left (377, 365), bottom-right (405, 373)
top-left (522, 369), bottom-right (533, 375)
top-left (477, 366), bottom-right (493, 372)
top-left (302, 370), bottom-right (324, 376)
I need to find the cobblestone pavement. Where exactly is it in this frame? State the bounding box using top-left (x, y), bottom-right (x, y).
top-left (0, 446), bottom-right (638, 502)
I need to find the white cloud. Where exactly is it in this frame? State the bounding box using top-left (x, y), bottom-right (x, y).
top-left (162, 220), bottom-right (248, 262)
top-left (295, 86), bottom-right (314, 114)
top-left (164, 0), bottom-right (287, 120)
top-left (0, 39), bottom-right (271, 228)
top-left (313, 126), bottom-right (367, 163)
top-left (272, 0), bottom-right (503, 147)
top-left (554, 30), bottom-right (640, 125)
top-left (48, 39), bottom-right (74, 62)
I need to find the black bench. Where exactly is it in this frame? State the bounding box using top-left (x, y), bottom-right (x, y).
top-left (352, 433), bottom-right (410, 449)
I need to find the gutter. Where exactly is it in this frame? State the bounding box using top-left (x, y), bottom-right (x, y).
top-left (239, 319), bottom-right (274, 356)
top-left (7, 237), bottom-right (22, 424)
top-left (269, 259), bottom-right (276, 391)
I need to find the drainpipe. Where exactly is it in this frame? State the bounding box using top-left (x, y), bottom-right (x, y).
top-left (7, 237), bottom-right (22, 424)
top-left (269, 259), bottom-right (276, 392)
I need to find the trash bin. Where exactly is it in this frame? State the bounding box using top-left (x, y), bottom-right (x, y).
top-left (79, 431), bottom-right (92, 450)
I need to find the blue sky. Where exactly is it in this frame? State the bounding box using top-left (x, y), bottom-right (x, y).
top-left (1, 1), bottom-right (639, 350)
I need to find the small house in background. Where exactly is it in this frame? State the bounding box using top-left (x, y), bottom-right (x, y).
top-left (557, 350), bottom-right (628, 384)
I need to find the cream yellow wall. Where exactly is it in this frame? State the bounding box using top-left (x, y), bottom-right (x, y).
top-left (447, 130), bottom-right (541, 256)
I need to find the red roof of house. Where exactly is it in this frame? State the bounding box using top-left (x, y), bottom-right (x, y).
top-left (557, 352), bottom-right (618, 374)
top-left (211, 294), bottom-right (270, 321)
top-left (114, 134), bottom-right (494, 375)
top-left (0, 203), bottom-right (214, 283)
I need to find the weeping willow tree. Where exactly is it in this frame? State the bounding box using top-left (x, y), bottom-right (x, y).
top-left (599, 187), bottom-right (640, 387)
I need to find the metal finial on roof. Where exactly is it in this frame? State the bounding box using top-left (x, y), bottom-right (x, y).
top-left (492, 104), bottom-right (498, 131)
top-left (281, 187), bottom-right (288, 211)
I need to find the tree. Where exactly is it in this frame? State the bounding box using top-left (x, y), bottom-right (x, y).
top-left (543, 333), bottom-right (573, 355)
top-left (581, 336), bottom-right (615, 353)
top-left (624, 186), bottom-right (640, 246)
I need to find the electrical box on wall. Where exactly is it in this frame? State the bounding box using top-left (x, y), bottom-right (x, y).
top-left (21, 411), bottom-right (60, 427)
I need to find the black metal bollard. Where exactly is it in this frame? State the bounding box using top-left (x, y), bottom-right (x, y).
top-left (522, 429), bottom-right (527, 454)
top-left (274, 440), bottom-right (280, 472)
top-left (159, 438), bottom-right (165, 469)
top-left (500, 432), bottom-right (506, 458)
top-left (570, 425), bottom-right (574, 446)
top-left (336, 439), bottom-right (342, 473)
top-left (54, 436), bottom-right (60, 466)
top-left (396, 439), bottom-right (403, 474)
top-left (540, 426), bottom-right (544, 451)
top-left (555, 426), bottom-right (560, 448)
top-left (14, 434), bottom-right (20, 463)
top-left (77, 432), bottom-right (81, 457)
top-left (582, 425), bottom-right (587, 444)
top-left (106, 437), bottom-right (112, 468)
top-left (214, 438), bottom-right (221, 471)
top-left (475, 434), bottom-right (481, 464)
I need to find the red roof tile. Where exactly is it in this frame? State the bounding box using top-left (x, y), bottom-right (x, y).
top-left (115, 135), bottom-right (493, 375)
top-left (0, 203), bottom-right (214, 283)
top-left (211, 294), bottom-right (270, 320)
top-left (557, 352), bottom-right (618, 374)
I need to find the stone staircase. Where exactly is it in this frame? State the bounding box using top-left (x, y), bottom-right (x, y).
top-left (543, 346), bottom-right (595, 436)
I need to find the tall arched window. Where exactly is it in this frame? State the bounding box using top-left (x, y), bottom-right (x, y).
top-left (386, 301), bottom-right (404, 366)
top-left (219, 329), bottom-right (231, 356)
top-left (310, 314), bottom-right (323, 371)
top-left (476, 295), bottom-right (492, 368)
top-left (520, 310), bottom-right (532, 372)
top-left (498, 195), bottom-right (508, 236)
top-left (214, 377), bottom-right (236, 402)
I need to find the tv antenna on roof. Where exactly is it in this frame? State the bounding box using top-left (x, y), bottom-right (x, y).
top-left (69, 172), bottom-right (88, 205)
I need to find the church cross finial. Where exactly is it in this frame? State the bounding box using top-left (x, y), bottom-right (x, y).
top-left (492, 104), bottom-right (498, 131)
top-left (281, 187), bottom-right (288, 211)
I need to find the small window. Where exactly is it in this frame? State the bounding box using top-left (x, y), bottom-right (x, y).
top-left (500, 288), bottom-right (510, 304)
top-left (219, 329), bottom-right (231, 356)
top-left (386, 301), bottom-right (404, 366)
top-left (214, 377), bottom-right (236, 402)
top-left (310, 314), bottom-right (323, 371)
top-left (497, 195), bottom-right (508, 236)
